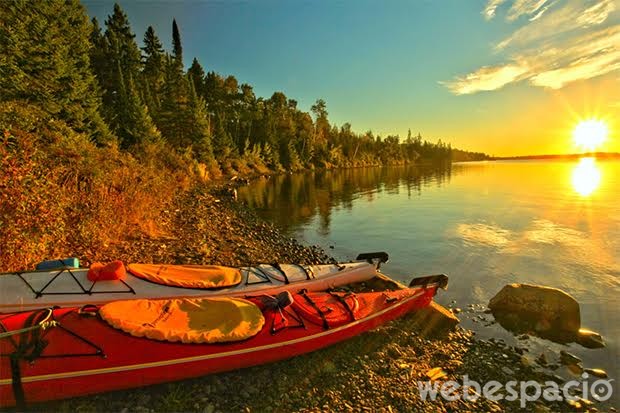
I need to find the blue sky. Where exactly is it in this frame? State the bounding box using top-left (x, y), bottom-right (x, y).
top-left (83, 0), bottom-right (620, 156)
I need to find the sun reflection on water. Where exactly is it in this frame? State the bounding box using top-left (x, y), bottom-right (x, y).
top-left (571, 157), bottom-right (601, 196)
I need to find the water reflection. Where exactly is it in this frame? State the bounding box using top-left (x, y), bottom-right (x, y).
top-left (238, 164), bottom-right (453, 233)
top-left (571, 157), bottom-right (601, 196)
top-left (238, 160), bottom-right (620, 397)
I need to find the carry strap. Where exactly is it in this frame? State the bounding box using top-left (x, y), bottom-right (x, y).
top-left (299, 290), bottom-right (329, 330)
top-left (10, 355), bottom-right (25, 410)
top-left (271, 263), bottom-right (289, 284)
top-left (329, 291), bottom-right (356, 321)
top-left (5, 308), bottom-right (53, 409)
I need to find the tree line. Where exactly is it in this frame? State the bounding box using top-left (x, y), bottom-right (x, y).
top-left (1, 0), bottom-right (487, 180)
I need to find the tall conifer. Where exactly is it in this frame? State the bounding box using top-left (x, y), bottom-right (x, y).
top-left (0, 0), bottom-right (112, 143)
top-left (172, 19), bottom-right (183, 69)
top-left (97, 3), bottom-right (143, 134)
top-left (188, 58), bottom-right (206, 97)
top-left (141, 26), bottom-right (165, 114)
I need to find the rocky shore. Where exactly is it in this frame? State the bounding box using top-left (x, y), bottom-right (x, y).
top-left (24, 184), bottom-right (613, 412)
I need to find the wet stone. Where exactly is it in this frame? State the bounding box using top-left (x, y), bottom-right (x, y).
top-left (583, 368), bottom-right (607, 379)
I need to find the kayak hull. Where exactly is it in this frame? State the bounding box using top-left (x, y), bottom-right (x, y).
top-left (0, 279), bottom-right (444, 407)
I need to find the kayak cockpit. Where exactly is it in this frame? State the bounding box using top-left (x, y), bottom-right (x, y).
top-left (127, 264), bottom-right (242, 289)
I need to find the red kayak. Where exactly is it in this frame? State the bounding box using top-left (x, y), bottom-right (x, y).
top-left (0, 274), bottom-right (447, 408)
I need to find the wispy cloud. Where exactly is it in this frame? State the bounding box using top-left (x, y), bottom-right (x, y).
top-left (444, 0), bottom-right (620, 94)
top-left (483, 0), bottom-right (507, 20)
top-left (497, 0), bottom-right (616, 50)
top-left (454, 220), bottom-right (587, 250)
top-left (578, 0), bottom-right (616, 26)
top-left (507, 0), bottom-right (551, 21)
top-left (528, 3), bottom-right (553, 21)
top-left (441, 64), bottom-right (528, 95)
top-left (530, 26), bottom-right (620, 89)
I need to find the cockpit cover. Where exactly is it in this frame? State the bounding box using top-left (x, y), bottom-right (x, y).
top-left (127, 264), bottom-right (241, 289)
top-left (99, 297), bottom-right (265, 343)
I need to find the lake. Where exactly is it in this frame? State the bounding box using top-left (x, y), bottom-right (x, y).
top-left (238, 159), bottom-right (619, 399)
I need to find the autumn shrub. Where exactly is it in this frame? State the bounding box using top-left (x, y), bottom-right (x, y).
top-left (0, 101), bottom-right (191, 271)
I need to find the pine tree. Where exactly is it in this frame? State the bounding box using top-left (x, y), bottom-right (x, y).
top-left (172, 19), bottom-right (183, 69)
top-left (187, 80), bottom-right (213, 162)
top-left (115, 64), bottom-right (161, 148)
top-left (89, 18), bottom-right (109, 91)
top-left (97, 3), bottom-right (143, 134)
top-left (157, 55), bottom-right (191, 148)
top-left (212, 113), bottom-right (235, 160)
top-left (188, 58), bottom-right (206, 96)
top-left (104, 4), bottom-right (142, 76)
top-left (0, 0), bottom-right (112, 143)
top-left (141, 26), bottom-right (165, 115)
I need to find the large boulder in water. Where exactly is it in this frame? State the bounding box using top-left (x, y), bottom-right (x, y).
top-left (489, 283), bottom-right (581, 342)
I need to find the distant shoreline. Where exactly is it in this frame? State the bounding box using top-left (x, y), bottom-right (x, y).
top-left (490, 152), bottom-right (620, 161)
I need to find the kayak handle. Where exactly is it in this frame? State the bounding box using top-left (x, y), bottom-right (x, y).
top-left (356, 252), bottom-right (389, 269)
top-left (408, 274), bottom-right (449, 290)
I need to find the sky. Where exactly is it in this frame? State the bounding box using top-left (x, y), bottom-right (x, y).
top-left (83, 0), bottom-right (620, 157)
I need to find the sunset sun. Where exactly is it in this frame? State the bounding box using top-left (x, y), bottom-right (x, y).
top-left (572, 119), bottom-right (608, 152)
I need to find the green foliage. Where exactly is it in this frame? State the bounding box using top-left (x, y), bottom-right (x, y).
top-left (187, 79), bottom-right (213, 162)
top-left (0, 0), bottom-right (112, 144)
top-left (188, 58), bottom-right (206, 95)
top-left (172, 19), bottom-right (183, 69)
top-left (141, 26), bottom-right (165, 115)
top-left (96, 3), bottom-right (144, 136)
top-left (118, 73), bottom-right (162, 148)
top-left (157, 55), bottom-right (191, 147)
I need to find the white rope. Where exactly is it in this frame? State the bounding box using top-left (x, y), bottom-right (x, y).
top-left (0, 308), bottom-right (57, 339)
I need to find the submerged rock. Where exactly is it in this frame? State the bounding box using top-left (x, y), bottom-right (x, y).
top-left (488, 283), bottom-right (585, 343)
top-left (576, 328), bottom-right (606, 349)
top-left (559, 350), bottom-right (582, 366)
top-left (584, 368), bottom-right (608, 379)
top-left (489, 283), bottom-right (580, 335)
top-left (489, 285), bottom-right (606, 349)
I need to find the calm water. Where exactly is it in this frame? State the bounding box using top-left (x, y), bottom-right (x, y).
top-left (239, 159), bottom-right (619, 399)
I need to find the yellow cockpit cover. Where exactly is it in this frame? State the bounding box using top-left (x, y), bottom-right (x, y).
top-left (100, 298), bottom-right (265, 343)
top-left (127, 264), bottom-right (241, 289)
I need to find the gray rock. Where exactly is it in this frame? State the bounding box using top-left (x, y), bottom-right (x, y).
top-left (536, 353), bottom-right (548, 365)
top-left (501, 366), bottom-right (514, 376)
